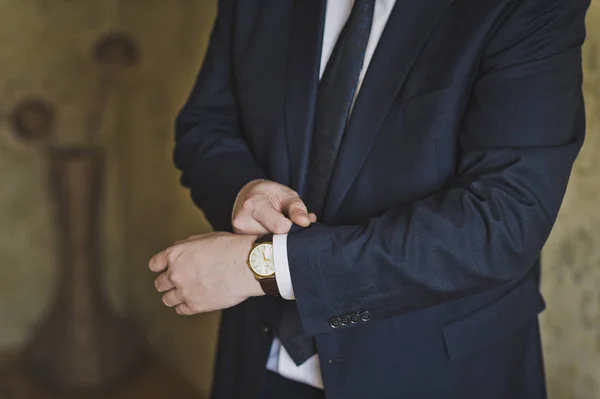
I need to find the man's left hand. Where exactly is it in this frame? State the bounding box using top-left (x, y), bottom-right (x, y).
top-left (149, 232), bottom-right (263, 315)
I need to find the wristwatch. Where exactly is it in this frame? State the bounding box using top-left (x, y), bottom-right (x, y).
top-left (247, 234), bottom-right (279, 296)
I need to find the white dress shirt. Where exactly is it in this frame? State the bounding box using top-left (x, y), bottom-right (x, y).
top-left (266, 0), bottom-right (397, 390)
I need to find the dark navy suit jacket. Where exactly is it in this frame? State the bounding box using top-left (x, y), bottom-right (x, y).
top-left (174, 0), bottom-right (590, 398)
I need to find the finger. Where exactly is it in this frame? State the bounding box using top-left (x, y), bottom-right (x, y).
top-left (154, 272), bottom-right (174, 293)
top-left (175, 303), bottom-right (194, 316)
top-left (284, 197), bottom-right (311, 227)
top-left (150, 245), bottom-right (185, 273)
top-left (149, 250), bottom-right (169, 273)
top-left (162, 289), bottom-right (184, 307)
top-left (309, 213), bottom-right (317, 223)
top-left (232, 214), bottom-right (270, 235)
top-left (252, 204), bottom-right (292, 234)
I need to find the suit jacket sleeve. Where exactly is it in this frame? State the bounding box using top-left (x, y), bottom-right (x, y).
top-left (174, 0), bottom-right (267, 231)
top-left (287, 0), bottom-right (589, 336)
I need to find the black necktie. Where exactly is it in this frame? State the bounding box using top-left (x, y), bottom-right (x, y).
top-left (277, 0), bottom-right (376, 366)
top-left (305, 0), bottom-right (376, 216)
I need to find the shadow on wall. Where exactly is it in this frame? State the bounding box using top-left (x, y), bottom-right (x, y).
top-left (2, 31), bottom-right (144, 394)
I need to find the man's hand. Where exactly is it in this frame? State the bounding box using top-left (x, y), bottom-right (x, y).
top-left (149, 232), bottom-right (262, 315)
top-left (232, 179), bottom-right (317, 235)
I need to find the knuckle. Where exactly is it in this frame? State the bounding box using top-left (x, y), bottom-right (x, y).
top-left (249, 179), bottom-right (265, 189)
top-left (165, 249), bottom-right (177, 264)
top-left (250, 207), bottom-right (264, 222)
top-left (289, 201), bottom-right (304, 211)
top-left (280, 184), bottom-right (297, 196)
top-left (241, 199), bottom-right (254, 212)
top-left (169, 271), bottom-right (182, 285)
top-left (177, 292), bottom-right (187, 303)
top-left (231, 217), bottom-right (245, 231)
top-left (253, 181), bottom-right (267, 191)
top-left (275, 219), bottom-right (291, 232)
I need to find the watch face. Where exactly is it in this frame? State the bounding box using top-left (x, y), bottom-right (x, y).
top-left (249, 243), bottom-right (275, 277)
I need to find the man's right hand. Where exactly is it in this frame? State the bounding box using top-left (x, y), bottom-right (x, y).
top-left (232, 180), bottom-right (317, 235)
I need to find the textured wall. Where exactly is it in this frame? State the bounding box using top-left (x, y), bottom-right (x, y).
top-left (0, 1), bottom-right (599, 398)
top-left (112, 1), bottom-right (220, 395)
top-left (0, 0), bottom-right (219, 396)
top-left (541, 3), bottom-right (600, 398)
top-left (0, 0), bottom-right (123, 348)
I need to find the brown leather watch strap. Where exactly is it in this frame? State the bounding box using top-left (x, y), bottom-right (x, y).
top-left (254, 234), bottom-right (278, 296)
top-left (258, 277), bottom-right (279, 296)
top-left (256, 233), bottom-right (274, 244)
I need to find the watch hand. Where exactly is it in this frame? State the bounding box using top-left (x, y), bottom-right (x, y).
top-left (260, 248), bottom-right (268, 262)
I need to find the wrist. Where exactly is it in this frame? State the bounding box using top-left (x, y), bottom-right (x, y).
top-left (238, 235), bottom-right (264, 297)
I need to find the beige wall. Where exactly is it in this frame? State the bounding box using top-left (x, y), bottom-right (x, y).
top-left (541, 4), bottom-right (600, 398)
top-left (0, 1), bottom-right (599, 398)
top-left (0, 0), bottom-right (122, 347)
top-left (0, 0), bottom-right (219, 395)
top-left (114, 1), bottom-right (220, 395)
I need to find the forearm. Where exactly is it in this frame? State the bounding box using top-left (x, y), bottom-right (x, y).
top-left (288, 0), bottom-right (588, 335)
top-left (287, 140), bottom-right (581, 335)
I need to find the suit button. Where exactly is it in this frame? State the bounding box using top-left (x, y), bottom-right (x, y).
top-left (329, 317), bottom-right (342, 328)
top-left (349, 313), bottom-right (360, 324)
top-left (340, 314), bottom-right (350, 325)
top-left (360, 311), bottom-right (372, 322)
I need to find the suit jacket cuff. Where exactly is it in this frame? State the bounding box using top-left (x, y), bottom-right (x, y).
top-left (286, 224), bottom-right (334, 336)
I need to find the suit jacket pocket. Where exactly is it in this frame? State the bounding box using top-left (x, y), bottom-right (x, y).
top-left (442, 278), bottom-right (546, 360)
top-left (401, 84), bottom-right (471, 122)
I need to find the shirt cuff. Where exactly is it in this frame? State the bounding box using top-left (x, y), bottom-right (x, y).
top-left (273, 234), bottom-right (295, 300)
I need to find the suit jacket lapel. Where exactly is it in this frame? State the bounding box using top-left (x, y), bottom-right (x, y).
top-left (322, 0), bottom-right (456, 219)
top-left (284, 0), bottom-right (326, 194)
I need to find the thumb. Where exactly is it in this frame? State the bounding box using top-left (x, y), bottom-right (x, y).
top-left (282, 195), bottom-right (311, 227)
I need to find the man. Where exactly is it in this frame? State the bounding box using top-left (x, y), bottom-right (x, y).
top-left (149, 0), bottom-right (590, 398)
